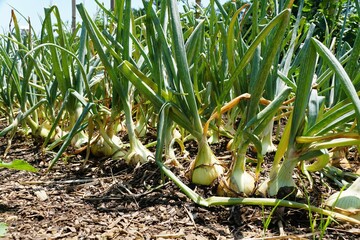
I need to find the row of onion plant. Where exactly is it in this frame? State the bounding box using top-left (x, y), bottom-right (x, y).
top-left (0, 0), bottom-right (359, 223)
top-left (120, 0), bottom-right (360, 223)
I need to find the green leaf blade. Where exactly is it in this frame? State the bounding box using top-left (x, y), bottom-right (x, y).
top-left (0, 159), bottom-right (38, 172)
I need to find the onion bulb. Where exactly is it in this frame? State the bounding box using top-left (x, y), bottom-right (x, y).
top-left (188, 136), bottom-right (224, 185)
top-left (325, 177), bottom-right (360, 220)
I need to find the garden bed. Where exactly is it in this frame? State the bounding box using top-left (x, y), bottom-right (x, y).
top-left (1, 133), bottom-right (359, 239)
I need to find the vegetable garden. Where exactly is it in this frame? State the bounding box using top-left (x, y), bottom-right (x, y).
top-left (1, 0), bottom-right (360, 238)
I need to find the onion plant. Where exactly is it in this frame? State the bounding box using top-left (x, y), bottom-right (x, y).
top-left (0, 11), bottom-right (71, 158)
top-left (259, 0), bottom-right (306, 155)
top-left (78, 0), bottom-right (153, 164)
top-left (210, 1), bottom-right (294, 195)
top-left (0, 11), bottom-right (38, 151)
top-left (120, 0), bottom-right (227, 185)
top-left (259, 29), bottom-right (360, 197)
top-left (0, 6), bottom-right (98, 169)
top-left (40, 7), bottom-right (92, 148)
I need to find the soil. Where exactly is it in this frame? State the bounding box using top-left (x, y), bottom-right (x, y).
top-left (1, 129), bottom-right (360, 239)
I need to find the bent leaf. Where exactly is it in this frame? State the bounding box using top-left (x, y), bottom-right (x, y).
top-left (0, 159), bottom-right (38, 172)
top-left (311, 38), bottom-right (360, 132)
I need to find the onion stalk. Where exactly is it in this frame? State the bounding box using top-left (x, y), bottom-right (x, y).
top-left (163, 124), bottom-right (184, 166)
top-left (217, 146), bottom-right (255, 196)
top-left (122, 90), bottom-right (153, 164)
top-left (266, 151), bottom-right (298, 197)
top-left (260, 121), bottom-right (277, 155)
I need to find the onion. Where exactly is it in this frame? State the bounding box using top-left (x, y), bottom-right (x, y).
top-left (189, 136), bottom-right (224, 185)
top-left (325, 177), bottom-right (360, 220)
